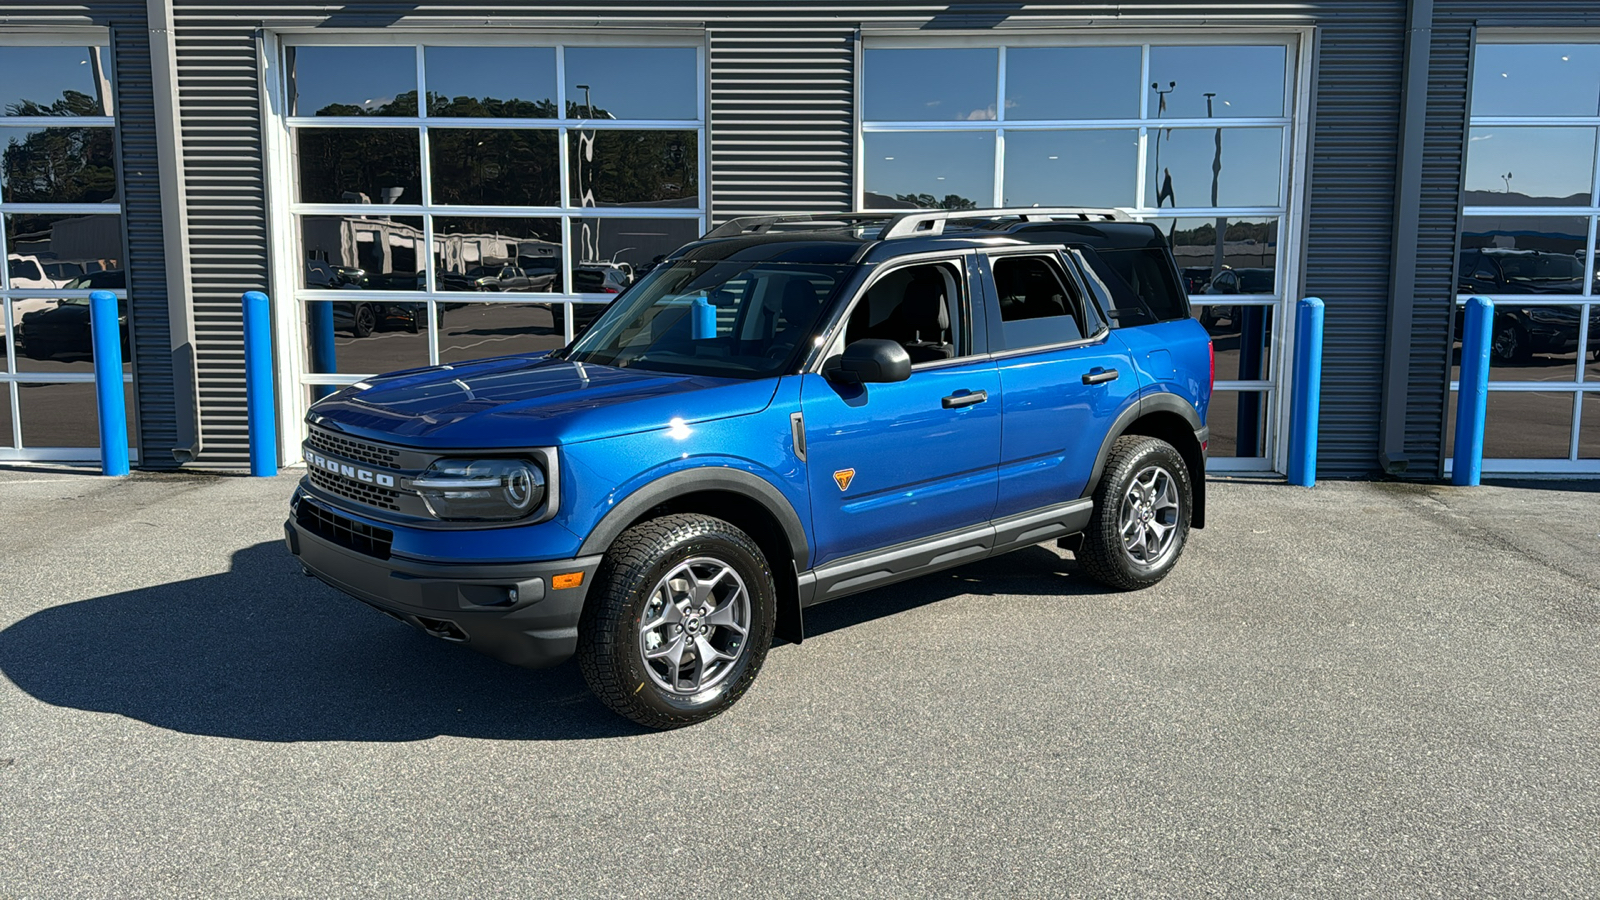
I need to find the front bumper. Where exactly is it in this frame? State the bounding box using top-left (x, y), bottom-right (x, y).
top-left (284, 513), bottom-right (603, 669)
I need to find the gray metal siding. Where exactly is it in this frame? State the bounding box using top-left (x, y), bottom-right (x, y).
top-left (3, 3), bottom-right (172, 465)
top-left (1300, 7), bottom-right (1408, 477)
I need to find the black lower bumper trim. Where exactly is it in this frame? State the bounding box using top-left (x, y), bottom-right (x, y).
top-left (285, 518), bottom-right (603, 669)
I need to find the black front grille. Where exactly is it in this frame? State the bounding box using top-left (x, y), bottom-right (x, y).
top-left (307, 466), bottom-right (401, 511)
top-left (297, 499), bottom-right (393, 560)
top-left (306, 428), bottom-right (400, 469)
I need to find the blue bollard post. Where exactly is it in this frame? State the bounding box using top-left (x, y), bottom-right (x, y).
top-left (89, 290), bottom-right (130, 476)
top-left (242, 291), bottom-right (278, 476)
top-left (1286, 297), bottom-right (1325, 487)
top-left (1452, 295), bottom-right (1494, 486)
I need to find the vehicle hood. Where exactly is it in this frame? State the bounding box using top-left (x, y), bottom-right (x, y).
top-left (307, 355), bottom-right (780, 449)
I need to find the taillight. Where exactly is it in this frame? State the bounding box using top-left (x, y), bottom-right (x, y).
top-left (1208, 339), bottom-right (1215, 393)
top-left (604, 286), bottom-right (620, 293)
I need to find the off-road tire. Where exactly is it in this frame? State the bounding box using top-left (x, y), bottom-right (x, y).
top-left (578, 514), bottom-right (776, 729)
top-left (1078, 435), bottom-right (1193, 591)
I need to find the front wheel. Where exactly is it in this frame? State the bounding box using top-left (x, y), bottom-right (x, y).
top-left (1078, 435), bottom-right (1193, 591)
top-left (578, 514), bottom-right (776, 729)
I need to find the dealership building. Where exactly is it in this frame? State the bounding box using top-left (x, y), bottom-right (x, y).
top-left (2, 0), bottom-right (1598, 477)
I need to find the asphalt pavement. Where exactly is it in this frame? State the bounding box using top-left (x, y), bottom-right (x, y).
top-left (1, 469), bottom-right (1597, 898)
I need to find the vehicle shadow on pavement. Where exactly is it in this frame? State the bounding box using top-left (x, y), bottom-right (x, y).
top-left (801, 545), bottom-right (1101, 638)
top-left (0, 541), bottom-right (642, 742)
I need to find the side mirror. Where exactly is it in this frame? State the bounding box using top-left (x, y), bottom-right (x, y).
top-left (829, 338), bottom-right (911, 384)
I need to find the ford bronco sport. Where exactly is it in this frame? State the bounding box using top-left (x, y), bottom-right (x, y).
top-left (285, 208), bottom-right (1213, 729)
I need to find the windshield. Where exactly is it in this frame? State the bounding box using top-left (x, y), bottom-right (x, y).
top-left (563, 260), bottom-right (850, 378)
top-left (1498, 254), bottom-right (1583, 281)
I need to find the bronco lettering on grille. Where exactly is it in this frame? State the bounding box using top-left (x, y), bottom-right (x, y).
top-left (305, 449), bottom-right (396, 487)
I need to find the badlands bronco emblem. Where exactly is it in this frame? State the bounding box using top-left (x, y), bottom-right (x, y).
top-left (833, 469), bottom-right (855, 491)
top-left (305, 449), bottom-right (396, 488)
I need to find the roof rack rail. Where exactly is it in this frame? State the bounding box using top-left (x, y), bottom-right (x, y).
top-left (879, 207), bottom-right (1132, 239)
top-left (702, 212), bottom-right (898, 239)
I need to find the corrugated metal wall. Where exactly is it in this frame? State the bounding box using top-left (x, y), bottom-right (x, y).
top-left (2, 3), bottom-right (174, 466)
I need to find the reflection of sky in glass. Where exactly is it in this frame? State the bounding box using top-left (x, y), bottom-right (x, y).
top-left (569, 217), bottom-right (701, 267)
top-left (864, 49), bottom-right (998, 121)
top-left (564, 48), bottom-right (697, 120)
top-left (1005, 48), bottom-right (1141, 120)
top-left (424, 47), bottom-right (556, 114)
top-left (1146, 127), bottom-right (1282, 208)
top-left (863, 132), bottom-right (994, 207)
top-left (1148, 46), bottom-right (1287, 119)
top-left (1464, 127), bottom-right (1597, 204)
top-left (0, 47), bottom-right (109, 115)
top-left (1472, 44), bottom-right (1600, 117)
top-left (291, 46), bottom-right (416, 116)
top-left (1002, 130), bottom-right (1138, 207)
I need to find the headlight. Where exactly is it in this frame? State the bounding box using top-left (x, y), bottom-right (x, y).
top-left (1527, 307), bottom-right (1570, 324)
top-left (411, 458), bottom-right (545, 521)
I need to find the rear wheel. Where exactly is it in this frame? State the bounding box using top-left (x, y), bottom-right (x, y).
top-left (1078, 435), bottom-right (1193, 591)
top-left (350, 304), bottom-right (376, 338)
top-left (578, 514), bottom-right (776, 729)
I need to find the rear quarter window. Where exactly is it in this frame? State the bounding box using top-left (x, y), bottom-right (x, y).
top-left (1080, 247), bottom-right (1190, 327)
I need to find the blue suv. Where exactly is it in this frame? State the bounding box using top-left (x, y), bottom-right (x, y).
top-left (285, 208), bottom-right (1213, 728)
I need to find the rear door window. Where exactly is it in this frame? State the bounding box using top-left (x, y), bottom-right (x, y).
top-left (988, 254), bottom-right (1088, 351)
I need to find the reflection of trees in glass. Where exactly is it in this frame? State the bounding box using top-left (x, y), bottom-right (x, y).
top-left (893, 193), bottom-right (977, 210)
top-left (313, 90), bottom-right (419, 117)
top-left (570, 130), bottom-right (697, 205)
top-left (1168, 220), bottom-right (1275, 248)
top-left (428, 95), bottom-right (558, 118)
top-left (296, 128), bottom-right (421, 204)
top-left (430, 130), bottom-right (559, 206)
top-left (2, 111), bottom-right (116, 205)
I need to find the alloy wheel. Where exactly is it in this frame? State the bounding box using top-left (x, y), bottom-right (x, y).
top-left (1119, 465), bottom-right (1181, 566)
top-left (638, 557), bottom-right (751, 696)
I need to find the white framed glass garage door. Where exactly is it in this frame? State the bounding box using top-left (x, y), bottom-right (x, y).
top-left (0, 34), bottom-right (136, 464)
top-left (858, 32), bottom-right (1311, 473)
top-left (1447, 34), bottom-right (1600, 475)
top-left (263, 32), bottom-right (706, 458)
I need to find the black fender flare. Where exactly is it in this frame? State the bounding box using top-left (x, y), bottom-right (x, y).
top-left (576, 467), bottom-right (811, 571)
top-left (1082, 393), bottom-right (1208, 529)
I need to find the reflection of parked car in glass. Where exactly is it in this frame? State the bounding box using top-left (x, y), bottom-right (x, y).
top-left (333, 300), bottom-right (440, 338)
top-left (16, 270), bottom-right (128, 360)
top-left (1198, 267), bottom-right (1274, 330)
top-left (1180, 267), bottom-right (1212, 295)
top-left (8, 254), bottom-right (60, 290)
top-left (1456, 249), bottom-right (1599, 362)
top-left (573, 263), bottom-right (632, 294)
top-left (444, 265), bottom-right (535, 293)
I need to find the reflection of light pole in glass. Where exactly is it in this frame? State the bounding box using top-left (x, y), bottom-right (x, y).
top-left (574, 84), bottom-right (598, 262)
top-left (1501, 171), bottom-right (1513, 194)
top-left (1205, 91), bottom-right (1226, 281)
top-left (1151, 80), bottom-right (1176, 208)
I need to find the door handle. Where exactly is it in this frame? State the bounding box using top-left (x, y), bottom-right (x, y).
top-left (942, 389), bottom-right (989, 409)
top-left (1082, 368), bottom-right (1120, 385)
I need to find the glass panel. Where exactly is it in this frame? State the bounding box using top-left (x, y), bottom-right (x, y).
top-left (863, 48), bottom-right (998, 122)
top-left (303, 301), bottom-right (430, 376)
top-left (1464, 127), bottom-right (1597, 206)
top-left (1001, 129), bottom-right (1138, 207)
top-left (1459, 216), bottom-right (1588, 296)
top-left (300, 216), bottom-right (424, 290)
top-left (429, 128), bottom-right (558, 207)
top-left (568, 217), bottom-right (702, 289)
top-left (0, 385), bottom-right (10, 447)
top-left (438, 302), bottom-right (567, 365)
top-left (1581, 392), bottom-right (1600, 457)
top-left (16, 380), bottom-right (134, 448)
top-left (424, 47), bottom-right (557, 118)
top-left (1472, 44), bottom-right (1600, 118)
top-left (1446, 390), bottom-right (1575, 460)
top-left (5, 213), bottom-right (123, 285)
top-left (14, 295), bottom-right (129, 374)
top-left (289, 45), bottom-right (418, 117)
top-left (1456, 303), bottom-right (1586, 382)
top-left (0, 46), bottom-right (111, 116)
top-left (558, 301), bottom-right (614, 339)
top-left (1193, 303), bottom-right (1272, 382)
top-left (1005, 47), bottom-right (1141, 120)
top-left (1147, 46), bottom-right (1288, 119)
top-left (296, 128), bottom-right (421, 204)
top-left (1, 126), bottom-right (117, 204)
top-left (1149, 217), bottom-right (1279, 292)
top-left (563, 48), bottom-right (698, 120)
top-left (568, 130), bottom-right (698, 206)
top-left (433, 217), bottom-right (561, 292)
top-left (1205, 389), bottom-right (1268, 458)
top-left (863, 131), bottom-right (995, 209)
top-left (1146, 127), bottom-right (1282, 209)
